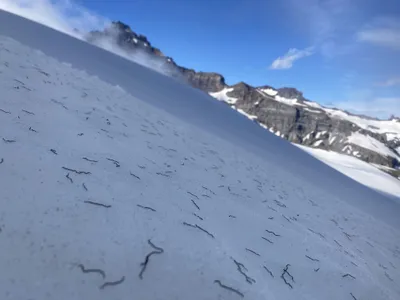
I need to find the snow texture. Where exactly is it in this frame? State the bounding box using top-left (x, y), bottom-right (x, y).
top-left (304, 101), bottom-right (323, 109)
top-left (304, 107), bottom-right (321, 114)
top-left (347, 132), bottom-right (399, 159)
top-left (209, 88), bottom-right (238, 104)
top-left (313, 140), bottom-right (323, 147)
top-left (237, 108), bottom-right (258, 120)
top-left (315, 131), bottom-right (327, 139)
top-left (265, 92), bottom-right (400, 143)
top-left (1, 10), bottom-right (400, 300)
top-left (274, 95), bottom-right (307, 107)
top-left (304, 132), bottom-right (312, 141)
top-left (324, 109), bottom-right (400, 142)
top-left (260, 88), bottom-right (278, 96)
top-left (304, 101), bottom-right (400, 142)
top-left (297, 145), bottom-right (400, 198)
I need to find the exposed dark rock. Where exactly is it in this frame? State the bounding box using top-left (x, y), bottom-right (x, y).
top-left (180, 69), bottom-right (226, 93)
top-left (277, 87), bottom-right (306, 101)
top-left (85, 21), bottom-right (400, 176)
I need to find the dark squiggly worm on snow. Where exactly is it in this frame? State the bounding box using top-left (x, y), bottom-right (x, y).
top-left (78, 264), bottom-right (106, 279)
top-left (139, 239), bottom-right (164, 279)
top-left (99, 276), bottom-right (125, 289)
top-left (214, 280), bottom-right (244, 298)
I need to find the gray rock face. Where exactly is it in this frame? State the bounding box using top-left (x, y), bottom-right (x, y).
top-left (86, 21), bottom-right (400, 175)
top-left (180, 69), bottom-right (226, 93)
top-left (224, 84), bottom-right (400, 169)
top-left (87, 21), bottom-right (164, 58)
top-left (277, 87), bottom-right (306, 101)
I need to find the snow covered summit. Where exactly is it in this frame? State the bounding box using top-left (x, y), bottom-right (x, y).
top-left (0, 10), bottom-right (400, 300)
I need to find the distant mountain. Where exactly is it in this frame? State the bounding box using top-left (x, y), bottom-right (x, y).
top-left (86, 21), bottom-right (400, 176)
top-left (3, 10), bottom-right (400, 299)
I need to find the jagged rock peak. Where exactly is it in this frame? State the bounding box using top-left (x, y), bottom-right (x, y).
top-left (111, 21), bottom-right (134, 33)
top-left (83, 20), bottom-right (400, 175)
top-left (181, 71), bottom-right (226, 93)
top-left (277, 87), bottom-right (305, 100)
top-left (109, 21), bottom-right (150, 44)
top-left (230, 81), bottom-right (253, 92)
top-left (257, 84), bottom-right (276, 90)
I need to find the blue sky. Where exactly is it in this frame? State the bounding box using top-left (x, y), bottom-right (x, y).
top-left (78, 0), bottom-right (400, 118)
top-left (3, 0), bottom-right (399, 118)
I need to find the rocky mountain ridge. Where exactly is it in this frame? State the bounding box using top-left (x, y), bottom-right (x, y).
top-left (86, 21), bottom-right (400, 176)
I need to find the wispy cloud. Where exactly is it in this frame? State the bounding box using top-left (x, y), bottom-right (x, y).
top-left (377, 77), bottom-right (400, 87)
top-left (357, 17), bottom-right (400, 50)
top-left (0, 0), bottom-right (109, 37)
top-left (285, 0), bottom-right (355, 57)
top-left (0, 0), bottom-right (176, 76)
top-left (358, 28), bottom-right (400, 50)
top-left (270, 47), bottom-right (314, 70)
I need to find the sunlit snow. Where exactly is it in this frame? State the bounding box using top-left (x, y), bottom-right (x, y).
top-left (209, 87), bottom-right (238, 105)
top-left (1, 10), bottom-right (400, 300)
top-left (297, 145), bottom-right (400, 198)
top-left (303, 107), bottom-right (321, 114)
top-left (237, 108), bottom-right (258, 120)
top-left (347, 132), bottom-right (400, 159)
top-left (260, 88), bottom-right (278, 97)
top-left (324, 109), bottom-right (400, 142)
top-left (274, 95), bottom-right (307, 107)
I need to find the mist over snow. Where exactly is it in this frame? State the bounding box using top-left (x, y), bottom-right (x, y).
top-left (0, 0), bottom-right (176, 76)
top-left (85, 25), bottom-right (180, 78)
top-left (1, 9), bottom-right (400, 300)
top-left (0, 0), bottom-right (107, 36)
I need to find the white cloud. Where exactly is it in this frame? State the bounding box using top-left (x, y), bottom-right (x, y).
top-left (270, 47), bottom-right (314, 70)
top-left (287, 0), bottom-right (351, 41)
top-left (377, 77), bottom-right (400, 87)
top-left (285, 0), bottom-right (355, 58)
top-left (336, 97), bottom-right (400, 119)
top-left (358, 28), bottom-right (400, 50)
top-left (0, 0), bottom-right (177, 77)
top-left (0, 0), bottom-right (109, 37)
top-left (357, 17), bottom-right (400, 50)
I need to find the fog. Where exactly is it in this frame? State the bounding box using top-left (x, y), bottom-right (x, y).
top-left (0, 0), bottom-right (176, 76)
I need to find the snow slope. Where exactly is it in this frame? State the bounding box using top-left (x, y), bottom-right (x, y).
top-left (1, 10), bottom-right (400, 300)
top-left (263, 92), bottom-right (400, 143)
top-left (347, 132), bottom-right (400, 160)
top-left (209, 88), bottom-right (238, 104)
top-left (255, 87), bottom-right (400, 143)
top-left (296, 145), bottom-right (400, 198)
top-left (236, 108), bottom-right (258, 121)
top-left (325, 109), bottom-right (400, 142)
top-left (274, 95), bottom-right (307, 107)
top-left (259, 88), bottom-right (278, 96)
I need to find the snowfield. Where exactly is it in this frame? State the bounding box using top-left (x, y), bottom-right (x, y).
top-left (259, 88), bottom-right (278, 96)
top-left (236, 108), bottom-right (258, 121)
top-left (296, 145), bottom-right (400, 198)
top-left (324, 109), bottom-right (400, 142)
top-left (1, 10), bottom-right (400, 300)
top-left (254, 88), bottom-right (400, 143)
top-left (347, 132), bottom-right (400, 160)
top-left (271, 95), bottom-right (400, 142)
top-left (274, 95), bottom-right (307, 107)
top-left (209, 87), bottom-right (238, 104)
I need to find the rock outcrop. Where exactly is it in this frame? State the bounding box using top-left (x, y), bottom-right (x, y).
top-left (85, 21), bottom-right (400, 175)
